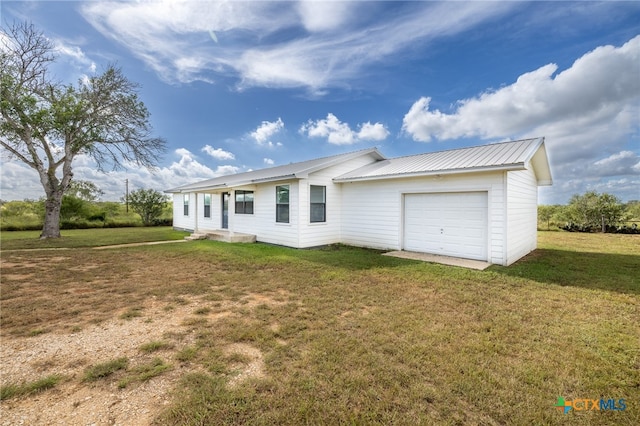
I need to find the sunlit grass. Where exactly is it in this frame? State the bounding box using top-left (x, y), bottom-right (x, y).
top-left (1, 230), bottom-right (638, 425)
top-left (0, 226), bottom-right (188, 250)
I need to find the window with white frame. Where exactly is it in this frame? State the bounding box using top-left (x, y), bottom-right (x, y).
top-left (235, 190), bottom-right (254, 214)
top-left (183, 194), bottom-right (189, 216)
top-left (276, 185), bottom-right (289, 223)
top-left (310, 185), bottom-right (326, 223)
top-left (203, 194), bottom-right (211, 218)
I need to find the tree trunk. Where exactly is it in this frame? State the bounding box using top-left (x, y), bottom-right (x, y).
top-left (41, 193), bottom-right (63, 239)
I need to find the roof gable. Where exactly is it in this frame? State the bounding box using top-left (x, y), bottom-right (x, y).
top-left (334, 137), bottom-right (552, 185)
top-left (166, 147), bottom-right (384, 193)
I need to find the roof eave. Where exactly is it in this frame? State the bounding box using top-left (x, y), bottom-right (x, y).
top-left (166, 183), bottom-right (230, 193)
top-left (333, 163), bottom-right (526, 183)
top-left (250, 174), bottom-right (299, 183)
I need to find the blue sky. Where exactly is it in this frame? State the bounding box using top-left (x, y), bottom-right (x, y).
top-left (1, 1), bottom-right (639, 204)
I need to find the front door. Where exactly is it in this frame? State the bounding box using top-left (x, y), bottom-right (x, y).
top-left (222, 192), bottom-right (230, 229)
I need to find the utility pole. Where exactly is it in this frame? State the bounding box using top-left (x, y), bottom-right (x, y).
top-left (125, 179), bottom-right (129, 213)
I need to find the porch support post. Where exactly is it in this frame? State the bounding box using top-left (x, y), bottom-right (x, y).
top-left (229, 190), bottom-right (234, 236)
top-left (194, 192), bottom-right (199, 232)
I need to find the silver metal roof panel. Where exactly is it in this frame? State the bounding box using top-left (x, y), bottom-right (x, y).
top-left (166, 147), bottom-right (384, 193)
top-left (334, 138), bottom-right (547, 182)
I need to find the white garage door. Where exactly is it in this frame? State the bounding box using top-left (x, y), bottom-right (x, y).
top-left (404, 192), bottom-right (488, 261)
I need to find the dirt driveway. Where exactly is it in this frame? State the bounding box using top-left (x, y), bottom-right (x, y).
top-left (0, 249), bottom-right (284, 425)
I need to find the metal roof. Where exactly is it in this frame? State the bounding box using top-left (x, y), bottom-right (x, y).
top-left (334, 137), bottom-right (552, 184)
top-left (166, 147), bottom-right (384, 193)
top-left (167, 138), bottom-right (552, 193)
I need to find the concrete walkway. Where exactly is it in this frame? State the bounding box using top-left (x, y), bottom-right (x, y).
top-left (382, 251), bottom-right (492, 270)
top-left (92, 240), bottom-right (189, 250)
top-left (0, 239), bottom-right (190, 253)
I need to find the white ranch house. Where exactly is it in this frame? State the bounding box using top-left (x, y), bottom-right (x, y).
top-left (167, 137), bottom-right (552, 266)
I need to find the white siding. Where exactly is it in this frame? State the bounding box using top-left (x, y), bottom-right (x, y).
top-left (299, 154), bottom-right (380, 248)
top-left (246, 182), bottom-right (301, 248)
top-left (172, 193), bottom-right (195, 231)
top-left (201, 153), bottom-right (382, 248)
top-left (340, 171), bottom-right (507, 264)
top-left (193, 192), bottom-right (219, 231)
top-left (505, 166), bottom-right (538, 265)
top-left (171, 153), bottom-right (542, 266)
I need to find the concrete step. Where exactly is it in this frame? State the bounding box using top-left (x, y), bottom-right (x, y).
top-left (184, 233), bottom-right (208, 241)
top-left (185, 231), bottom-right (256, 243)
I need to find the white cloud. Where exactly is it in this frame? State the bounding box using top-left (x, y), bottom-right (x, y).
top-left (402, 36), bottom-right (640, 143)
top-left (263, 158), bottom-right (274, 166)
top-left (296, 1), bottom-right (356, 33)
top-left (402, 35), bottom-right (640, 204)
top-left (0, 148), bottom-right (240, 201)
top-left (212, 165), bottom-right (241, 176)
top-left (250, 118), bottom-right (284, 146)
top-left (300, 113), bottom-right (389, 145)
top-left (201, 145), bottom-right (235, 161)
top-left (301, 113), bottom-right (354, 145)
top-left (54, 39), bottom-right (96, 75)
top-left (592, 151), bottom-right (640, 177)
top-left (0, 161), bottom-right (42, 200)
top-left (357, 122), bottom-right (390, 141)
top-left (80, 1), bottom-right (516, 92)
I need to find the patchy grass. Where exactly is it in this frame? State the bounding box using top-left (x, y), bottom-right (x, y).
top-left (140, 341), bottom-right (173, 353)
top-left (83, 358), bottom-right (129, 382)
top-left (0, 226), bottom-right (188, 250)
top-left (175, 346), bottom-right (199, 363)
top-left (193, 307), bottom-right (212, 315)
top-left (1, 230), bottom-right (638, 425)
top-left (0, 375), bottom-right (64, 400)
top-left (118, 358), bottom-right (172, 388)
top-left (119, 307), bottom-right (144, 320)
top-left (27, 328), bottom-right (49, 337)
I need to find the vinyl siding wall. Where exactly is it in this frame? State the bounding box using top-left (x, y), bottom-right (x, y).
top-left (195, 192), bottom-right (222, 231)
top-left (298, 155), bottom-right (379, 247)
top-left (172, 156), bottom-right (540, 265)
top-left (505, 166), bottom-right (538, 265)
top-left (172, 152), bottom-right (380, 248)
top-left (172, 193), bottom-right (195, 231)
top-left (239, 182), bottom-right (301, 248)
top-left (340, 171), bottom-right (508, 264)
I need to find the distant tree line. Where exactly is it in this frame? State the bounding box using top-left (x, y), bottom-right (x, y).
top-left (0, 181), bottom-right (171, 231)
top-left (539, 191), bottom-right (639, 234)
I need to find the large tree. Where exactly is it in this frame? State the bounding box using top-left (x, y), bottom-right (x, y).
top-left (0, 22), bottom-right (166, 238)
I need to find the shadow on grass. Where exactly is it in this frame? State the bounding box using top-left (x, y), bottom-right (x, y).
top-left (490, 248), bottom-right (640, 295)
top-left (202, 241), bottom-right (412, 272)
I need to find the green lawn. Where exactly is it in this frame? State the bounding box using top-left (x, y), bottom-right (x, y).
top-left (0, 230), bottom-right (638, 425)
top-left (0, 226), bottom-right (189, 250)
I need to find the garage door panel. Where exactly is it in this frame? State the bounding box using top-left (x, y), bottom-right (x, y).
top-left (404, 192), bottom-right (488, 261)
